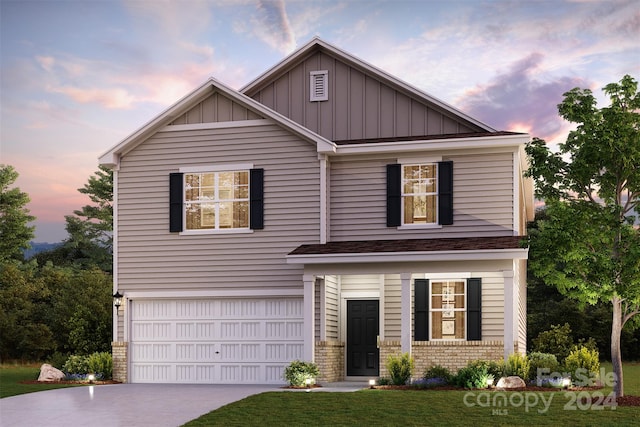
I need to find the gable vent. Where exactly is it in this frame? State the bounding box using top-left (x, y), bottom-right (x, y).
top-left (310, 70), bottom-right (328, 102)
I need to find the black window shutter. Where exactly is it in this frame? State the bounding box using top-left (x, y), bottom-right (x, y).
top-left (249, 168), bottom-right (264, 230)
top-left (467, 278), bottom-right (482, 340)
top-left (414, 279), bottom-right (429, 341)
top-left (438, 161), bottom-right (453, 225)
top-left (386, 164), bottom-right (401, 227)
top-left (169, 173), bottom-right (183, 232)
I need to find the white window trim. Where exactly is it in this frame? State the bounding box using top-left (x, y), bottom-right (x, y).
top-left (180, 163), bottom-right (253, 173)
top-left (400, 162), bottom-right (439, 227)
top-left (428, 279), bottom-right (467, 341)
top-left (182, 167), bottom-right (252, 232)
top-left (310, 70), bottom-right (328, 101)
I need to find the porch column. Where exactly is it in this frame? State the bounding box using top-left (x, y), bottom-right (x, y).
top-left (400, 272), bottom-right (412, 354)
top-left (503, 269), bottom-right (516, 359)
top-left (303, 274), bottom-right (315, 362)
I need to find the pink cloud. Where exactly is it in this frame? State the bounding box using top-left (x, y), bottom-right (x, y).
top-left (457, 53), bottom-right (589, 142)
top-left (50, 86), bottom-right (136, 109)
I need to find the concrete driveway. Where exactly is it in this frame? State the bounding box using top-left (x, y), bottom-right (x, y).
top-left (0, 384), bottom-right (277, 427)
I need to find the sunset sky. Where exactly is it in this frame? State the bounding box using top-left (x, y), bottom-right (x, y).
top-left (1, 0), bottom-right (638, 242)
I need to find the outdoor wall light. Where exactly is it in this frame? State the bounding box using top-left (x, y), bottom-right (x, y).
top-left (113, 291), bottom-right (123, 310)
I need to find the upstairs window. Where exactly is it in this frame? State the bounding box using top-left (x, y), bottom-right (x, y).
top-left (402, 164), bottom-right (437, 225)
top-left (185, 171), bottom-right (249, 230)
top-left (386, 161), bottom-right (453, 227)
top-left (310, 70), bottom-right (328, 101)
top-left (169, 167), bottom-right (263, 233)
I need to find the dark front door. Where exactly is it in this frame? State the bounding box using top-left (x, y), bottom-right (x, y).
top-left (347, 300), bottom-right (379, 376)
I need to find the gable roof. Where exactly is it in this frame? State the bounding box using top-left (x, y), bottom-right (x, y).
top-left (241, 37), bottom-right (495, 133)
top-left (98, 77), bottom-right (336, 167)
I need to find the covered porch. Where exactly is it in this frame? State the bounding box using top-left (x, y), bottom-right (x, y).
top-left (287, 236), bottom-right (528, 382)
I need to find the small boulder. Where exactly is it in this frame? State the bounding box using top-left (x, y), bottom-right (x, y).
top-left (38, 364), bottom-right (65, 382)
top-left (496, 376), bottom-right (526, 389)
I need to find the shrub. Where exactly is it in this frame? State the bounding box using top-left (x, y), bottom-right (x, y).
top-left (486, 360), bottom-right (506, 380)
top-left (564, 345), bottom-right (600, 386)
top-left (453, 360), bottom-right (491, 389)
top-left (377, 377), bottom-right (392, 386)
top-left (504, 352), bottom-right (531, 380)
top-left (423, 365), bottom-right (452, 384)
top-left (63, 354), bottom-right (90, 375)
top-left (528, 352), bottom-right (559, 381)
top-left (87, 352), bottom-right (113, 379)
top-left (532, 323), bottom-right (574, 363)
top-left (47, 351), bottom-right (70, 370)
top-left (283, 360), bottom-right (319, 387)
top-left (386, 353), bottom-right (414, 385)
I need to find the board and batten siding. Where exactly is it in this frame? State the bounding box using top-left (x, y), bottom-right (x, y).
top-left (329, 151), bottom-right (515, 241)
top-left (246, 51), bottom-right (481, 142)
top-left (169, 93), bottom-right (263, 125)
top-left (116, 122), bottom-right (320, 292)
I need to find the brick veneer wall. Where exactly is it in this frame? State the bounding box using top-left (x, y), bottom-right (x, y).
top-left (413, 341), bottom-right (504, 377)
top-left (315, 340), bottom-right (344, 382)
top-left (379, 340), bottom-right (503, 379)
top-left (112, 341), bottom-right (128, 383)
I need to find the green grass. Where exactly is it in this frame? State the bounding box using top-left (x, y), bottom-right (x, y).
top-left (0, 364), bottom-right (80, 398)
top-left (184, 363), bottom-right (640, 427)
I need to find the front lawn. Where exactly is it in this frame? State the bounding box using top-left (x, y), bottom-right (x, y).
top-left (0, 364), bottom-right (80, 398)
top-left (184, 363), bottom-right (640, 427)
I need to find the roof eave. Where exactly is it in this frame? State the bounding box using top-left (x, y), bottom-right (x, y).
top-left (334, 133), bottom-right (531, 156)
top-left (99, 76), bottom-right (337, 166)
top-left (286, 248), bottom-right (529, 265)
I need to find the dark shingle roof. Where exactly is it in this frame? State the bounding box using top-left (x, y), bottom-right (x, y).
top-left (288, 236), bottom-right (527, 256)
top-left (333, 131), bottom-right (526, 145)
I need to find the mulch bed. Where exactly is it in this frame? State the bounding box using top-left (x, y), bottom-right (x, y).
top-left (371, 385), bottom-right (640, 406)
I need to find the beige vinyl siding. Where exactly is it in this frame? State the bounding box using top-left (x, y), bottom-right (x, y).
top-left (516, 259), bottom-right (527, 353)
top-left (325, 275), bottom-right (339, 340)
top-left (116, 122), bottom-right (320, 292)
top-left (475, 272), bottom-right (505, 341)
top-left (340, 274), bottom-right (381, 294)
top-left (383, 274), bottom-right (401, 340)
top-left (246, 51), bottom-right (481, 141)
top-left (330, 151), bottom-right (515, 241)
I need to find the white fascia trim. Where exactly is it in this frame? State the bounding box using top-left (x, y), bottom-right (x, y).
top-left (287, 248), bottom-right (529, 265)
top-left (159, 119), bottom-right (270, 132)
top-left (334, 134), bottom-right (530, 156)
top-left (124, 289), bottom-right (303, 299)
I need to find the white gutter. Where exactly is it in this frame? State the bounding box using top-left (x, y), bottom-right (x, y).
top-left (334, 134), bottom-right (530, 156)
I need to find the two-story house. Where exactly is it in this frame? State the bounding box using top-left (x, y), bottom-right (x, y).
top-left (100, 37), bottom-right (534, 384)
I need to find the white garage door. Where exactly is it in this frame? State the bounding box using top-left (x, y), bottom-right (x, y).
top-left (129, 298), bottom-right (304, 384)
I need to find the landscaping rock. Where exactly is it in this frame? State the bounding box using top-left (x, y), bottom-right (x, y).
top-left (496, 376), bottom-right (526, 389)
top-left (38, 364), bottom-right (65, 381)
